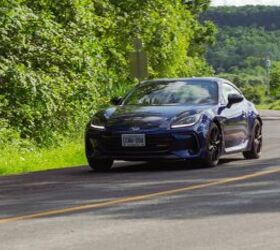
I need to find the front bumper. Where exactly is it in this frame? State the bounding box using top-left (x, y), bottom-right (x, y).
top-left (86, 128), bottom-right (207, 161)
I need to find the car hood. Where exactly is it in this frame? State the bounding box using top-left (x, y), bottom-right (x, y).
top-left (98, 105), bottom-right (214, 131)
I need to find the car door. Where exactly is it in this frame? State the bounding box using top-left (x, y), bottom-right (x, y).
top-left (219, 82), bottom-right (249, 151)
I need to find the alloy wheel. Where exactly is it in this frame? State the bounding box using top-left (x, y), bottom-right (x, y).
top-left (208, 126), bottom-right (222, 163)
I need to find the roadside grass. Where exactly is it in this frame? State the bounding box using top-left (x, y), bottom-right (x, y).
top-left (0, 138), bottom-right (87, 175)
top-left (269, 100), bottom-right (280, 110)
top-left (256, 104), bottom-right (270, 110)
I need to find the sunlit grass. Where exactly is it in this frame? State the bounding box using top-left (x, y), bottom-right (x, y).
top-left (256, 104), bottom-right (271, 110)
top-left (0, 138), bottom-right (87, 175)
top-left (257, 101), bottom-right (280, 110)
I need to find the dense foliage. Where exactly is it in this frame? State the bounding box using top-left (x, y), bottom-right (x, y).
top-left (0, 0), bottom-right (214, 146)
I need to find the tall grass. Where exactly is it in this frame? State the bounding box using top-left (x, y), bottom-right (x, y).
top-left (0, 138), bottom-right (86, 175)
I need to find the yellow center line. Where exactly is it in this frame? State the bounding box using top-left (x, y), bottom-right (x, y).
top-left (1, 167), bottom-right (280, 224)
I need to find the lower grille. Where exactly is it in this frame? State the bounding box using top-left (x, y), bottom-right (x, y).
top-left (99, 134), bottom-right (172, 154)
top-left (87, 130), bottom-right (200, 157)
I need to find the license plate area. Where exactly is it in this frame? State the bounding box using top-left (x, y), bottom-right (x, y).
top-left (121, 134), bottom-right (146, 147)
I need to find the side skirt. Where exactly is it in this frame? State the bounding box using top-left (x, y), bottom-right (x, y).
top-left (224, 140), bottom-right (249, 154)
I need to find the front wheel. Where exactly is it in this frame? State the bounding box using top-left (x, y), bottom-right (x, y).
top-left (243, 120), bottom-right (262, 159)
top-left (88, 158), bottom-right (114, 172)
top-left (200, 123), bottom-right (222, 168)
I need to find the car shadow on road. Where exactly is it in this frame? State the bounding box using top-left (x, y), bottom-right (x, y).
top-left (105, 157), bottom-right (246, 173)
top-left (55, 156), bottom-right (269, 176)
top-left (110, 161), bottom-right (198, 173)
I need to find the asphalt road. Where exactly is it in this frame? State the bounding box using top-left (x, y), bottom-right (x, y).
top-left (1, 117), bottom-right (280, 250)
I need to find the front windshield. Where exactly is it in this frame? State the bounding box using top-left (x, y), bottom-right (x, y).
top-left (123, 80), bottom-right (218, 106)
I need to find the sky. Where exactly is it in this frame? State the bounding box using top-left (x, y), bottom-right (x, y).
top-left (212, 0), bottom-right (280, 6)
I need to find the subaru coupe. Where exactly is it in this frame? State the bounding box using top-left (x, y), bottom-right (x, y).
top-left (85, 78), bottom-right (262, 171)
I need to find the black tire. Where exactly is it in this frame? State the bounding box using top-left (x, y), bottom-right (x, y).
top-left (243, 119), bottom-right (262, 159)
top-left (88, 158), bottom-right (114, 172)
top-left (200, 123), bottom-right (222, 168)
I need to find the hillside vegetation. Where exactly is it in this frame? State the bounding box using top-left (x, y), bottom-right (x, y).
top-left (201, 6), bottom-right (280, 30)
top-left (202, 6), bottom-right (280, 105)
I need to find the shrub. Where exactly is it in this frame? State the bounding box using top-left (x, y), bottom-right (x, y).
top-left (240, 85), bottom-right (265, 104)
top-left (269, 100), bottom-right (280, 110)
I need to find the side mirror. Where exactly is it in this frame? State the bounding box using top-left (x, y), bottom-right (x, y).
top-left (110, 97), bottom-right (123, 106)
top-left (227, 93), bottom-right (244, 108)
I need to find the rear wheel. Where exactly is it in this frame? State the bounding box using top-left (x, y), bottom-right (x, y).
top-left (88, 158), bottom-right (113, 172)
top-left (200, 123), bottom-right (222, 168)
top-left (243, 120), bottom-right (262, 159)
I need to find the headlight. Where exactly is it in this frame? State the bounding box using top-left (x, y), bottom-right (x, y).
top-left (171, 114), bottom-right (201, 129)
top-left (90, 117), bottom-right (105, 130)
top-left (91, 124), bottom-right (105, 130)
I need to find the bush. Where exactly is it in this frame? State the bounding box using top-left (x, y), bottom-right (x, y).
top-left (240, 85), bottom-right (265, 104)
top-left (269, 100), bottom-right (280, 110)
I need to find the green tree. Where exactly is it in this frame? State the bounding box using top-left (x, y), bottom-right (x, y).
top-left (270, 62), bottom-right (280, 97)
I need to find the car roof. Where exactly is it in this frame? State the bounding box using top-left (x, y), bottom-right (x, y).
top-left (141, 77), bottom-right (240, 89)
top-left (141, 77), bottom-right (226, 84)
top-left (140, 77), bottom-right (243, 95)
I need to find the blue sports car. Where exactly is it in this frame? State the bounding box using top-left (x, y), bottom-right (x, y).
top-left (85, 78), bottom-right (262, 171)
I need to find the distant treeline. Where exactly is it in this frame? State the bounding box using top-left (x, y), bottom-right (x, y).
top-left (201, 5), bottom-right (280, 104)
top-left (201, 6), bottom-right (280, 30)
top-left (201, 6), bottom-right (280, 74)
top-left (206, 27), bottom-right (280, 73)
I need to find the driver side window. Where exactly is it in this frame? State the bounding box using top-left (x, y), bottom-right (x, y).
top-left (222, 83), bottom-right (241, 104)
